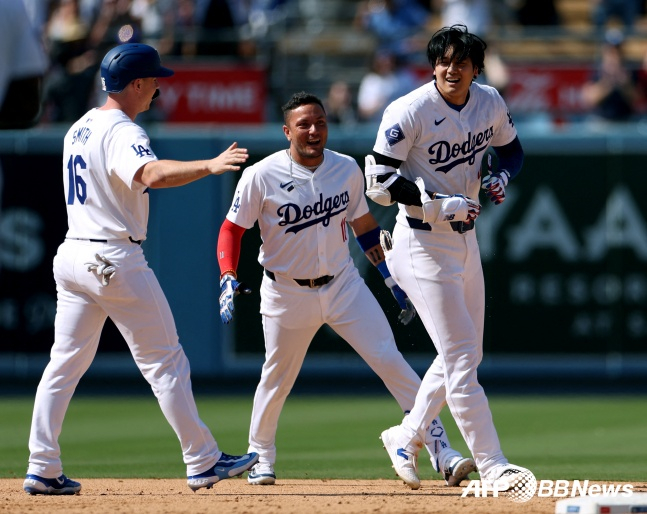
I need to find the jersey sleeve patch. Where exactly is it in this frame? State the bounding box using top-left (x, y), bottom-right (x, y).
top-left (506, 109), bottom-right (515, 127)
top-left (131, 143), bottom-right (153, 158)
top-left (385, 123), bottom-right (405, 146)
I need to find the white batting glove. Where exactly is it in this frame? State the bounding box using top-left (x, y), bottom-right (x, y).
top-left (463, 195), bottom-right (481, 221)
top-left (219, 274), bottom-right (252, 324)
top-left (379, 229), bottom-right (393, 252)
top-left (85, 253), bottom-right (117, 286)
top-left (481, 169), bottom-right (509, 205)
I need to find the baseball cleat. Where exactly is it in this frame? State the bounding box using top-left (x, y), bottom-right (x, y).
top-left (443, 456), bottom-right (477, 486)
top-left (380, 426), bottom-right (423, 490)
top-left (247, 462), bottom-right (276, 485)
top-left (480, 463), bottom-right (532, 491)
top-left (187, 451), bottom-right (259, 491)
top-left (23, 474), bottom-right (81, 495)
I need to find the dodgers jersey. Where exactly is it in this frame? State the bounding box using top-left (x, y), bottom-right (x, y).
top-left (373, 80), bottom-right (516, 223)
top-left (63, 108), bottom-right (158, 241)
top-left (227, 148), bottom-right (369, 278)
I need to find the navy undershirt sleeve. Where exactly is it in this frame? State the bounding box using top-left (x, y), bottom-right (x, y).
top-left (491, 136), bottom-right (524, 179)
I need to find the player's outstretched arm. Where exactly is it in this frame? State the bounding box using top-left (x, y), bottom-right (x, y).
top-left (350, 213), bottom-right (416, 325)
top-left (136, 142), bottom-right (249, 188)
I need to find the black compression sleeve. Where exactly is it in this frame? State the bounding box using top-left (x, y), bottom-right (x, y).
top-left (372, 151), bottom-right (402, 168)
top-left (372, 152), bottom-right (423, 206)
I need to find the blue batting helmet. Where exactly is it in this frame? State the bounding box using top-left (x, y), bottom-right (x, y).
top-left (100, 43), bottom-right (174, 93)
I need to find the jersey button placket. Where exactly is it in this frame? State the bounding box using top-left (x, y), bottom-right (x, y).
top-left (317, 222), bottom-right (325, 275)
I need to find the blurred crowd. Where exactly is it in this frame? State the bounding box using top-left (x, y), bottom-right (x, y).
top-left (5, 0), bottom-right (647, 127)
top-left (23, 0), bottom-right (295, 123)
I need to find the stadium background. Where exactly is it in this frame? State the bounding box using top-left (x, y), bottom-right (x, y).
top-left (1, 0), bottom-right (647, 396)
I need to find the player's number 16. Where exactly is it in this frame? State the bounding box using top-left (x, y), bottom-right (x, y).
top-left (66, 154), bottom-right (88, 205)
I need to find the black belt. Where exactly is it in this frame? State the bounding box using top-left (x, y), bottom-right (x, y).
top-left (68, 237), bottom-right (142, 245)
top-left (264, 269), bottom-right (334, 288)
top-left (406, 216), bottom-right (474, 234)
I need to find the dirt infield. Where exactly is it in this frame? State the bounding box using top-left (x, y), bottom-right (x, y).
top-left (4, 479), bottom-right (646, 514)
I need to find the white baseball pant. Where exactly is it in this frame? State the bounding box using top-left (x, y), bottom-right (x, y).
top-left (27, 239), bottom-right (219, 478)
top-left (386, 222), bottom-right (508, 476)
top-left (247, 261), bottom-right (452, 466)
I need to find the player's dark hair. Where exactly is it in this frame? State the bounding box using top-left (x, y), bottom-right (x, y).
top-left (282, 91), bottom-right (326, 123)
top-left (426, 24), bottom-right (487, 75)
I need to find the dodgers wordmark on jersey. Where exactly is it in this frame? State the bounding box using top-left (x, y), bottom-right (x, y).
top-left (226, 148), bottom-right (369, 279)
top-left (373, 81), bottom-right (516, 224)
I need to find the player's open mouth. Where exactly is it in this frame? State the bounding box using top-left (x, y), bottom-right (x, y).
top-left (307, 139), bottom-right (320, 145)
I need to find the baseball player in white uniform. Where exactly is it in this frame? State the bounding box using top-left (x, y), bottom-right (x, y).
top-left (364, 25), bottom-right (532, 489)
top-left (216, 91), bottom-right (475, 489)
top-left (23, 43), bottom-right (258, 496)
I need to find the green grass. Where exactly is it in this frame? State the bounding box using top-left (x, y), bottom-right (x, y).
top-left (2, 395), bottom-right (645, 481)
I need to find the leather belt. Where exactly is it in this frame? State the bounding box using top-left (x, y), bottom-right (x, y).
top-left (406, 216), bottom-right (474, 234)
top-left (68, 237), bottom-right (142, 245)
top-left (264, 269), bottom-right (334, 288)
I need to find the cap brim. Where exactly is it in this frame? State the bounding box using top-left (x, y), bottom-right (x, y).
top-left (157, 66), bottom-right (174, 77)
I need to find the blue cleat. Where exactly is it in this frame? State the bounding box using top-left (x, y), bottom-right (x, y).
top-left (187, 452), bottom-right (259, 491)
top-left (23, 474), bottom-right (82, 495)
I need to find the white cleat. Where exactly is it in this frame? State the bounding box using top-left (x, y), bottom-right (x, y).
top-left (380, 426), bottom-right (423, 490)
top-left (247, 462), bottom-right (276, 485)
top-left (480, 463), bottom-right (533, 491)
top-left (443, 456), bottom-right (477, 487)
